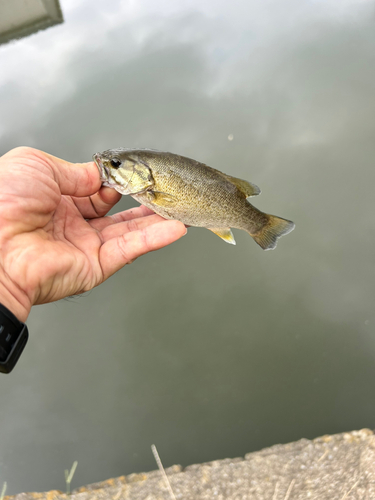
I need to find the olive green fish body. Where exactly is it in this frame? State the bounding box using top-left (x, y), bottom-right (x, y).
top-left (131, 153), bottom-right (264, 230)
top-left (93, 149), bottom-right (294, 249)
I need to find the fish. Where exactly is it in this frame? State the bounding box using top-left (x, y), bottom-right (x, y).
top-left (93, 148), bottom-right (295, 250)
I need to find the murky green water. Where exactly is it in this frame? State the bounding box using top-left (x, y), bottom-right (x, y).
top-left (1, 0), bottom-right (375, 494)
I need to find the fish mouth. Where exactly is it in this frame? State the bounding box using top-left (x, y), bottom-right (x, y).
top-left (93, 153), bottom-right (109, 182)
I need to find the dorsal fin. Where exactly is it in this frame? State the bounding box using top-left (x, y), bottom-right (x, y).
top-left (223, 174), bottom-right (261, 198)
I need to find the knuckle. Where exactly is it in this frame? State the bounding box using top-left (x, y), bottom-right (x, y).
top-left (140, 229), bottom-right (151, 252)
top-left (10, 146), bottom-right (37, 156)
top-left (126, 219), bottom-right (140, 232)
top-left (116, 235), bottom-right (132, 263)
top-left (116, 229), bottom-right (150, 264)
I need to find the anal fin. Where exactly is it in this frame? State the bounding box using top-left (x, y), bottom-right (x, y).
top-left (208, 227), bottom-right (236, 245)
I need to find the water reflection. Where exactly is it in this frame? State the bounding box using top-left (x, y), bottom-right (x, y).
top-left (0, 0), bottom-right (374, 494)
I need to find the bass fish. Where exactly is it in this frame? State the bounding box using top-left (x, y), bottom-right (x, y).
top-left (93, 149), bottom-right (295, 250)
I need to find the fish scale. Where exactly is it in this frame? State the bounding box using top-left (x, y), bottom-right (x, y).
top-left (93, 148), bottom-right (295, 250)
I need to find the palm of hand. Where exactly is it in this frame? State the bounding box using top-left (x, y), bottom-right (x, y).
top-left (7, 193), bottom-right (106, 304)
top-left (0, 147), bottom-right (186, 319)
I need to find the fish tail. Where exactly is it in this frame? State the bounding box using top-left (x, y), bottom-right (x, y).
top-left (249, 214), bottom-right (295, 250)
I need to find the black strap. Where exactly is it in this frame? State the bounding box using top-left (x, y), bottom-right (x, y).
top-left (0, 302), bottom-right (29, 374)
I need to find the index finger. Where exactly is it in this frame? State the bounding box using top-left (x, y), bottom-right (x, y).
top-left (72, 187), bottom-right (122, 219)
top-left (89, 205), bottom-right (156, 231)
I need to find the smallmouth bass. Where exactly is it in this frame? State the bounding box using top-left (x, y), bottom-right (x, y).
top-left (93, 149), bottom-right (295, 250)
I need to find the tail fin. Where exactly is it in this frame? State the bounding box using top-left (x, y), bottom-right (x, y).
top-left (251, 214), bottom-right (295, 250)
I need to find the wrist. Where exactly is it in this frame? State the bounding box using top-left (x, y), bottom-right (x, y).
top-left (0, 274), bottom-right (31, 323)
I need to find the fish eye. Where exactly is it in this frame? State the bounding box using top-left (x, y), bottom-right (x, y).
top-left (110, 158), bottom-right (122, 169)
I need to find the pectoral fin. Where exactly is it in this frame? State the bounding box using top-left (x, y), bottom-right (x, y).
top-left (146, 191), bottom-right (178, 206)
top-left (223, 174), bottom-right (261, 198)
top-left (208, 227), bottom-right (236, 245)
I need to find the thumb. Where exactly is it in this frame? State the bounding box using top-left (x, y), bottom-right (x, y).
top-left (42, 150), bottom-right (102, 197)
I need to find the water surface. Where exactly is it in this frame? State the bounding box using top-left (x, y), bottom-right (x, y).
top-left (1, 0), bottom-right (375, 493)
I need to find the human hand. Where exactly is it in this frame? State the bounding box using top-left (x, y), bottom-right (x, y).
top-left (0, 147), bottom-right (187, 322)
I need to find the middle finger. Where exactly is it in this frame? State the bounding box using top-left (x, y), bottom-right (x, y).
top-left (100, 213), bottom-right (168, 242)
